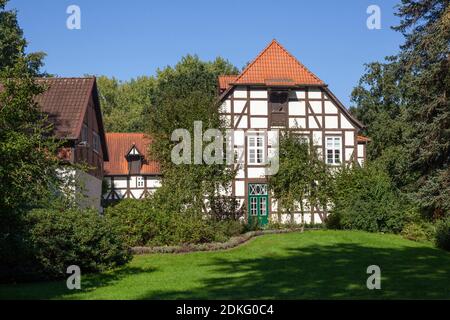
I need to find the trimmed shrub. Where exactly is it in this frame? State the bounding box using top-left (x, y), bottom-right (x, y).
top-left (104, 199), bottom-right (161, 247)
top-left (104, 199), bottom-right (243, 247)
top-left (215, 220), bottom-right (245, 239)
top-left (434, 217), bottom-right (450, 251)
top-left (24, 208), bottom-right (131, 279)
top-left (330, 164), bottom-right (416, 234)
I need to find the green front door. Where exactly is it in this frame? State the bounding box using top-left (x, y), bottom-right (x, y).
top-left (248, 183), bottom-right (269, 226)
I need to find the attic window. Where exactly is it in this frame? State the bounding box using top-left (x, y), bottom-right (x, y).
top-left (270, 91), bottom-right (289, 127)
top-left (126, 145), bottom-right (143, 175)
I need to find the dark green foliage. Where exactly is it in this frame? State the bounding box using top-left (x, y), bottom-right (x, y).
top-left (22, 208), bottom-right (131, 279)
top-left (0, 60), bottom-right (62, 280)
top-left (96, 76), bottom-right (155, 132)
top-left (401, 221), bottom-right (435, 242)
top-left (209, 195), bottom-right (245, 222)
top-left (350, 0), bottom-right (449, 217)
top-left (97, 55), bottom-right (238, 133)
top-left (0, 0), bottom-right (46, 75)
top-left (103, 199), bottom-right (160, 247)
top-left (147, 55), bottom-right (238, 215)
top-left (104, 199), bottom-right (244, 247)
top-left (269, 131), bottom-right (333, 223)
top-left (325, 212), bottom-right (342, 230)
top-left (330, 164), bottom-right (416, 233)
top-left (434, 217), bottom-right (450, 251)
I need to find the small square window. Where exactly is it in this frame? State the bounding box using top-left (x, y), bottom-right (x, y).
top-left (136, 176), bottom-right (145, 188)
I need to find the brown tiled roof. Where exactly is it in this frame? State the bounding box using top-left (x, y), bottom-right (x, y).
top-left (35, 77), bottom-right (94, 139)
top-left (33, 77), bottom-right (109, 160)
top-left (232, 39), bottom-right (324, 86)
top-left (357, 135), bottom-right (371, 143)
top-left (218, 75), bottom-right (237, 91)
top-left (104, 133), bottom-right (160, 176)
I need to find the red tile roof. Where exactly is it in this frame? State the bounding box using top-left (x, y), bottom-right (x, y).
top-left (218, 75), bottom-right (237, 91)
top-left (357, 135), bottom-right (371, 143)
top-left (228, 39), bottom-right (324, 87)
top-left (104, 133), bottom-right (160, 176)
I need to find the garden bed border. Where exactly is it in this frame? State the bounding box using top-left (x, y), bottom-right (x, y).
top-left (131, 228), bottom-right (316, 255)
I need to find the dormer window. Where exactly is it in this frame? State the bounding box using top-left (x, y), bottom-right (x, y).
top-left (126, 144), bottom-right (143, 175)
top-left (270, 91), bottom-right (289, 127)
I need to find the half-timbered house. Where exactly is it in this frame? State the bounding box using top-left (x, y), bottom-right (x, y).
top-left (103, 133), bottom-right (161, 204)
top-left (35, 77), bottom-right (109, 210)
top-left (217, 39), bottom-right (368, 225)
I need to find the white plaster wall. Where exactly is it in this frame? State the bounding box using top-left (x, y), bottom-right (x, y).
top-left (235, 116), bottom-right (248, 129)
top-left (233, 130), bottom-right (245, 146)
top-left (250, 100), bottom-right (268, 115)
top-left (289, 118), bottom-right (306, 128)
top-left (345, 148), bottom-right (354, 161)
top-left (308, 116), bottom-right (319, 129)
top-left (288, 101), bottom-right (306, 115)
top-left (147, 178), bottom-right (161, 188)
top-left (324, 101), bottom-right (338, 114)
top-left (113, 177), bottom-right (127, 189)
top-left (235, 181), bottom-right (245, 196)
top-left (234, 87), bottom-right (247, 98)
top-left (131, 189), bottom-right (143, 199)
top-left (313, 131), bottom-right (323, 146)
top-left (247, 167), bottom-right (266, 178)
top-left (250, 117), bottom-right (268, 128)
top-left (250, 90), bottom-right (267, 99)
top-left (345, 131), bottom-right (355, 146)
top-left (324, 116), bottom-right (339, 128)
top-left (308, 89), bottom-right (322, 99)
top-left (309, 101), bottom-right (322, 114)
top-left (234, 100), bottom-right (246, 113)
top-left (358, 144), bottom-right (365, 157)
top-left (340, 114), bottom-right (354, 129)
top-left (290, 90), bottom-right (306, 99)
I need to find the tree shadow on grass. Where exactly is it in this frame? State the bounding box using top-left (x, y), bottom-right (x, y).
top-left (142, 244), bottom-right (450, 299)
top-left (0, 265), bottom-right (157, 300)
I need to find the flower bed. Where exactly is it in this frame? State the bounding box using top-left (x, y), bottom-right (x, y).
top-left (131, 228), bottom-right (306, 255)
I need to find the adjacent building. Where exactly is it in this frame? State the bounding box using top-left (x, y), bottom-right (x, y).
top-left (35, 77), bottom-right (109, 210)
top-left (103, 133), bottom-right (161, 204)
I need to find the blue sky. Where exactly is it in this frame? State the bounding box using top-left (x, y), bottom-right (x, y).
top-left (11, 0), bottom-right (404, 106)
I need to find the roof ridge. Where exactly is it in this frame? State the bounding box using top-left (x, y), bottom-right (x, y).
top-left (231, 39), bottom-right (324, 86)
top-left (273, 40), bottom-right (323, 84)
top-left (232, 39), bottom-right (278, 84)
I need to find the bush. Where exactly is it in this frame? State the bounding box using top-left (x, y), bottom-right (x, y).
top-left (104, 199), bottom-right (161, 247)
top-left (330, 164), bottom-right (416, 233)
top-left (401, 222), bottom-right (435, 242)
top-left (215, 220), bottom-right (245, 239)
top-left (24, 207), bottom-right (131, 279)
top-left (325, 213), bottom-right (342, 230)
top-left (105, 199), bottom-right (244, 247)
top-left (434, 217), bottom-right (450, 251)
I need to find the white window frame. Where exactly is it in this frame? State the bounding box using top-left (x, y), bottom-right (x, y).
top-left (136, 176), bottom-right (145, 188)
top-left (247, 135), bottom-right (265, 164)
top-left (326, 136), bottom-right (342, 165)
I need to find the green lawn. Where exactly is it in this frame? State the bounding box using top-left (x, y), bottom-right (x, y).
top-left (1, 230), bottom-right (449, 299)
